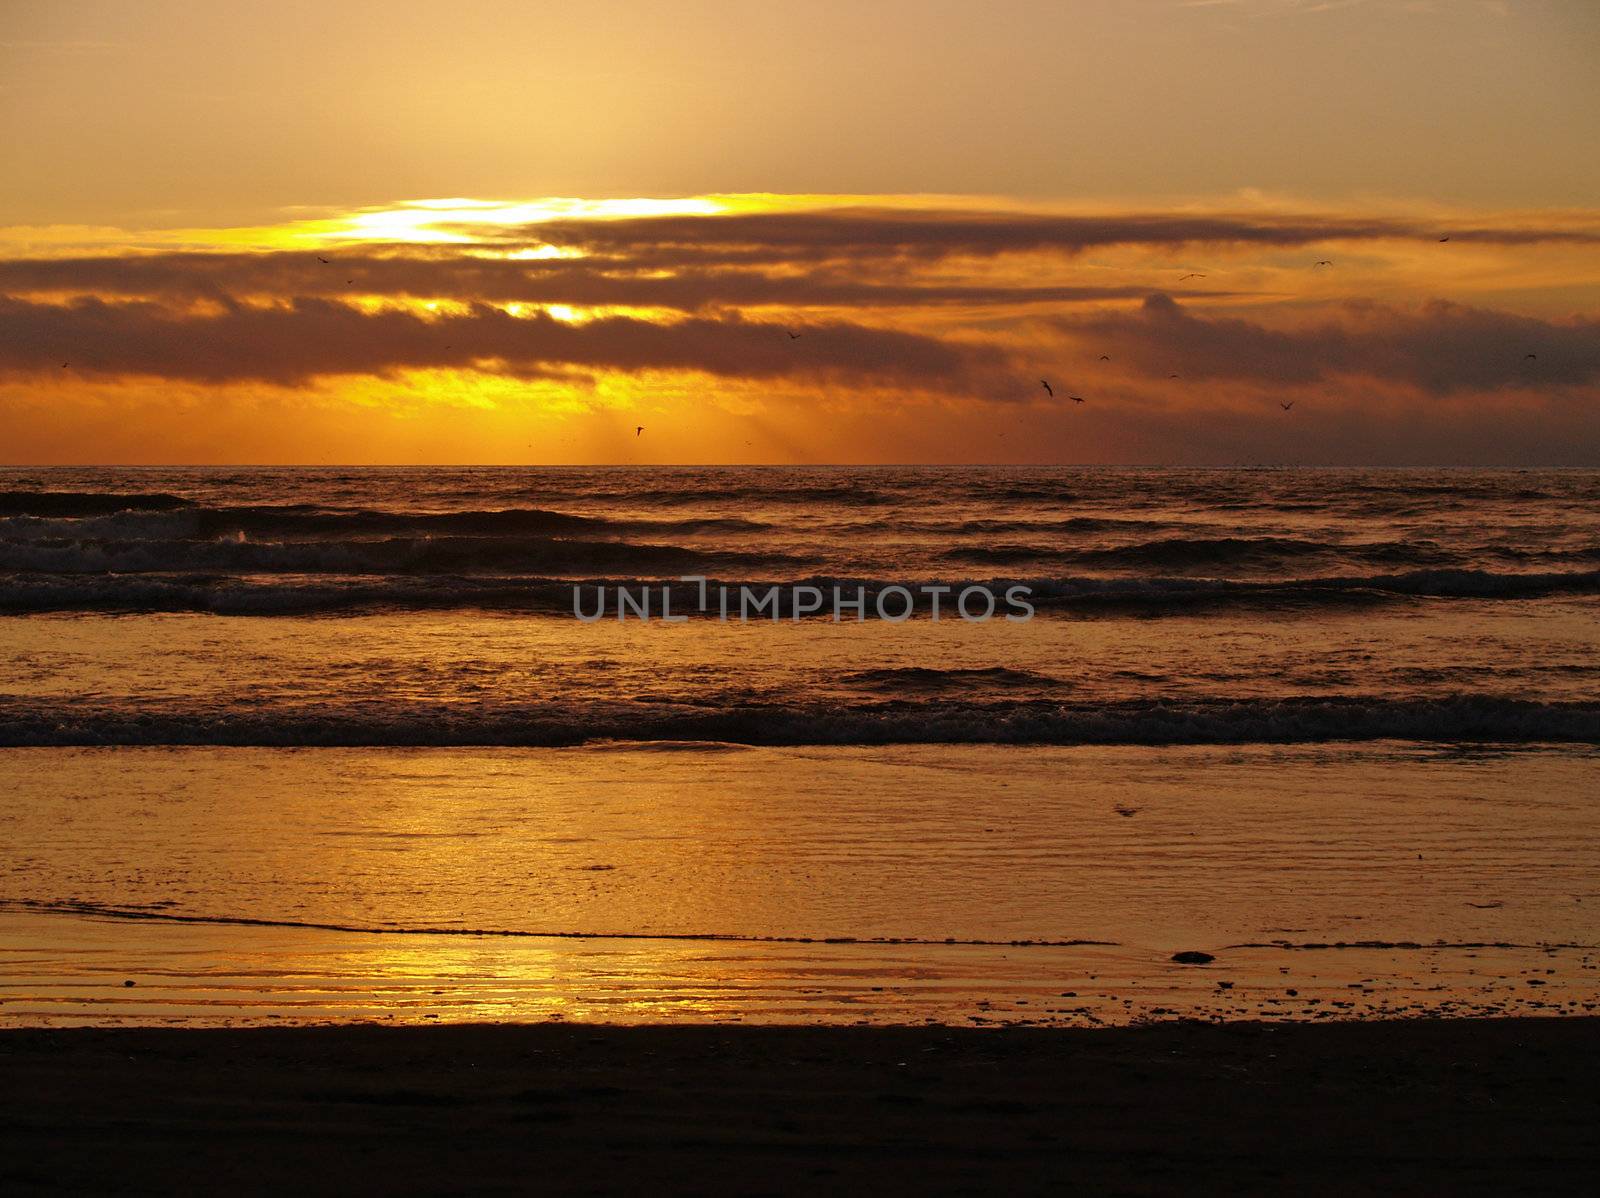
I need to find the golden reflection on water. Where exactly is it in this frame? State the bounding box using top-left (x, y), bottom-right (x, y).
top-left (4, 744), bottom-right (1600, 947)
top-left (5, 912), bottom-right (1598, 1029)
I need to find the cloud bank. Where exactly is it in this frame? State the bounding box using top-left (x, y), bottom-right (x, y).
top-left (1, 196), bottom-right (1597, 462)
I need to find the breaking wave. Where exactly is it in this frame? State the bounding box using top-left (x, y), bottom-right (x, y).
top-left (0, 534), bottom-right (807, 576)
top-left (1, 695), bottom-right (1595, 747)
top-left (0, 568), bottom-right (1593, 614)
top-left (944, 535), bottom-right (1447, 570)
top-left (0, 489), bottom-right (196, 517)
top-left (0, 503), bottom-right (770, 542)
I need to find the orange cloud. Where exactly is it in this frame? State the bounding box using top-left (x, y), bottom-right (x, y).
top-left (2, 195), bottom-right (1598, 463)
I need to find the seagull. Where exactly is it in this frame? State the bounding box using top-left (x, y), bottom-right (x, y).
top-left (1178, 273), bottom-right (1206, 282)
top-left (1040, 379), bottom-right (1054, 397)
top-left (1114, 804), bottom-right (1141, 818)
top-left (1314, 260), bottom-right (1333, 267)
top-left (786, 329), bottom-right (803, 340)
top-left (1069, 396), bottom-right (1085, 404)
top-left (1098, 354), bottom-right (1111, 361)
top-left (61, 362), bottom-right (69, 368)
top-left (1280, 401), bottom-right (1295, 411)
top-left (317, 256), bottom-right (330, 264)
top-left (1168, 373), bottom-right (1181, 379)
top-left (1524, 352), bottom-right (1538, 360)
top-left (635, 426), bottom-right (644, 437)
top-left (1438, 236), bottom-right (1450, 243)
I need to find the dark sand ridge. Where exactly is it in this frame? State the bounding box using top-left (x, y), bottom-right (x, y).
top-left (3, 1019), bottom-right (1598, 1196)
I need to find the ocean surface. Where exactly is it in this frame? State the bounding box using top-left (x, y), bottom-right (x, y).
top-left (1, 466), bottom-right (1597, 747)
top-left (1, 467), bottom-right (1597, 1024)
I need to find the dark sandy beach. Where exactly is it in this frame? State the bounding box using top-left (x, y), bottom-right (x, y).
top-left (4, 1018), bottom-right (1597, 1196)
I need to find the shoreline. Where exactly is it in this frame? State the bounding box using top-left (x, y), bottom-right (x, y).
top-left (6, 910), bottom-right (1596, 1029)
top-left (5, 1018), bottom-right (1598, 1195)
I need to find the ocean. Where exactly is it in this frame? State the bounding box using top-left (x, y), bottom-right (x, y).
top-left (1, 466), bottom-right (1597, 1024)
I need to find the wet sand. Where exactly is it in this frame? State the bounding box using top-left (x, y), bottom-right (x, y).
top-left (3, 1018), bottom-right (1597, 1195)
top-left (6, 908), bottom-right (1598, 1027)
top-left (9, 744), bottom-right (1599, 952)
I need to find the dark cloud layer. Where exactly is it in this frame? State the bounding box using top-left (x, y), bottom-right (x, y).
top-left (486, 209), bottom-right (1600, 265)
top-left (0, 251), bottom-right (1198, 310)
top-left (0, 295), bottom-right (1007, 386)
top-left (4, 205), bottom-right (1598, 404)
top-left (6, 289), bottom-right (1597, 400)
top-left (1070, 294), bottom-right (1600, 395)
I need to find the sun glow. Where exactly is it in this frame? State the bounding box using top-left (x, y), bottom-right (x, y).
top-left (324, 196), bottom-right (727, 248)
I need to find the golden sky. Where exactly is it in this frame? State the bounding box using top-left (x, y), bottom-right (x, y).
top-left (2, 0), bottom-right (1598, 464)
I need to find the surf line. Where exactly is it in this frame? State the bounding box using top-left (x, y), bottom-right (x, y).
top-left (0, 898), bottom-right (1112, 949)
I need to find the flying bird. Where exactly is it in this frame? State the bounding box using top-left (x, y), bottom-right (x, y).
top-left (1069, 396), bottom-right (1085, 404)
top-left (1280, 401), bottom-right (1295, 411)
top-left (1438, 236), bottom-right (1450, 243)
top-left (786, 329), bottom-right (803, 340)
top-left (61, 362), bottom-right (69, 368)
top-left (635, 426), bottom-right (644, 437)
top-left (1098, 354), bottom-right (1111, 361)
top-left (1040, 379), bottom-right (1053, 397)
top-left (1524, 352), bottom-right (1538, 360)
top-left (1168, 373), bottom-right (1181, 379)
top-left (1178, 273), bottom-right (1206, 282)
top-left (1314, 260), bottom-right (1333, 267)
top-left (317, 256), bottom-right (330, 264)
top-left (1114, 804), bottom-right (1141, 818)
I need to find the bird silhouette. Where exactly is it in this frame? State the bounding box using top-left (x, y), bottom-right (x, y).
top-left (1168, 373), bottom-right (1181, 379)
top-left (1098, 354), bottom-right (1111, 361)
top-left (1524, 352), bottom-right (1538, 360)
top-left (1438, 236), bottom-right (1450, 243)
top-left (1069, 396), bottom-right (1085, 404)
top-left (317, 256), bottom-right (330, 264)
top-left (61, 362), bottom-right (69, 368)
top-left (1114, 804), bottom-right (1141, 818)
top-left (1314, 260), bottom-right (1333, 267)
top-left (1280, 401), bottom-right (1295, 411)
top-left (635, 426), bottom-right (644, 437)
top-left (786, 329), bottom-right (803, 340)
top-left (1178, 273), bottom-right (1206, 282)
top-left (1040, 379), bottom-right (1053, 397)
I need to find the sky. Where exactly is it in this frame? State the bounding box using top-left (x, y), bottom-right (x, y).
top-left (2, 0), bottom-right (1598, 464)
